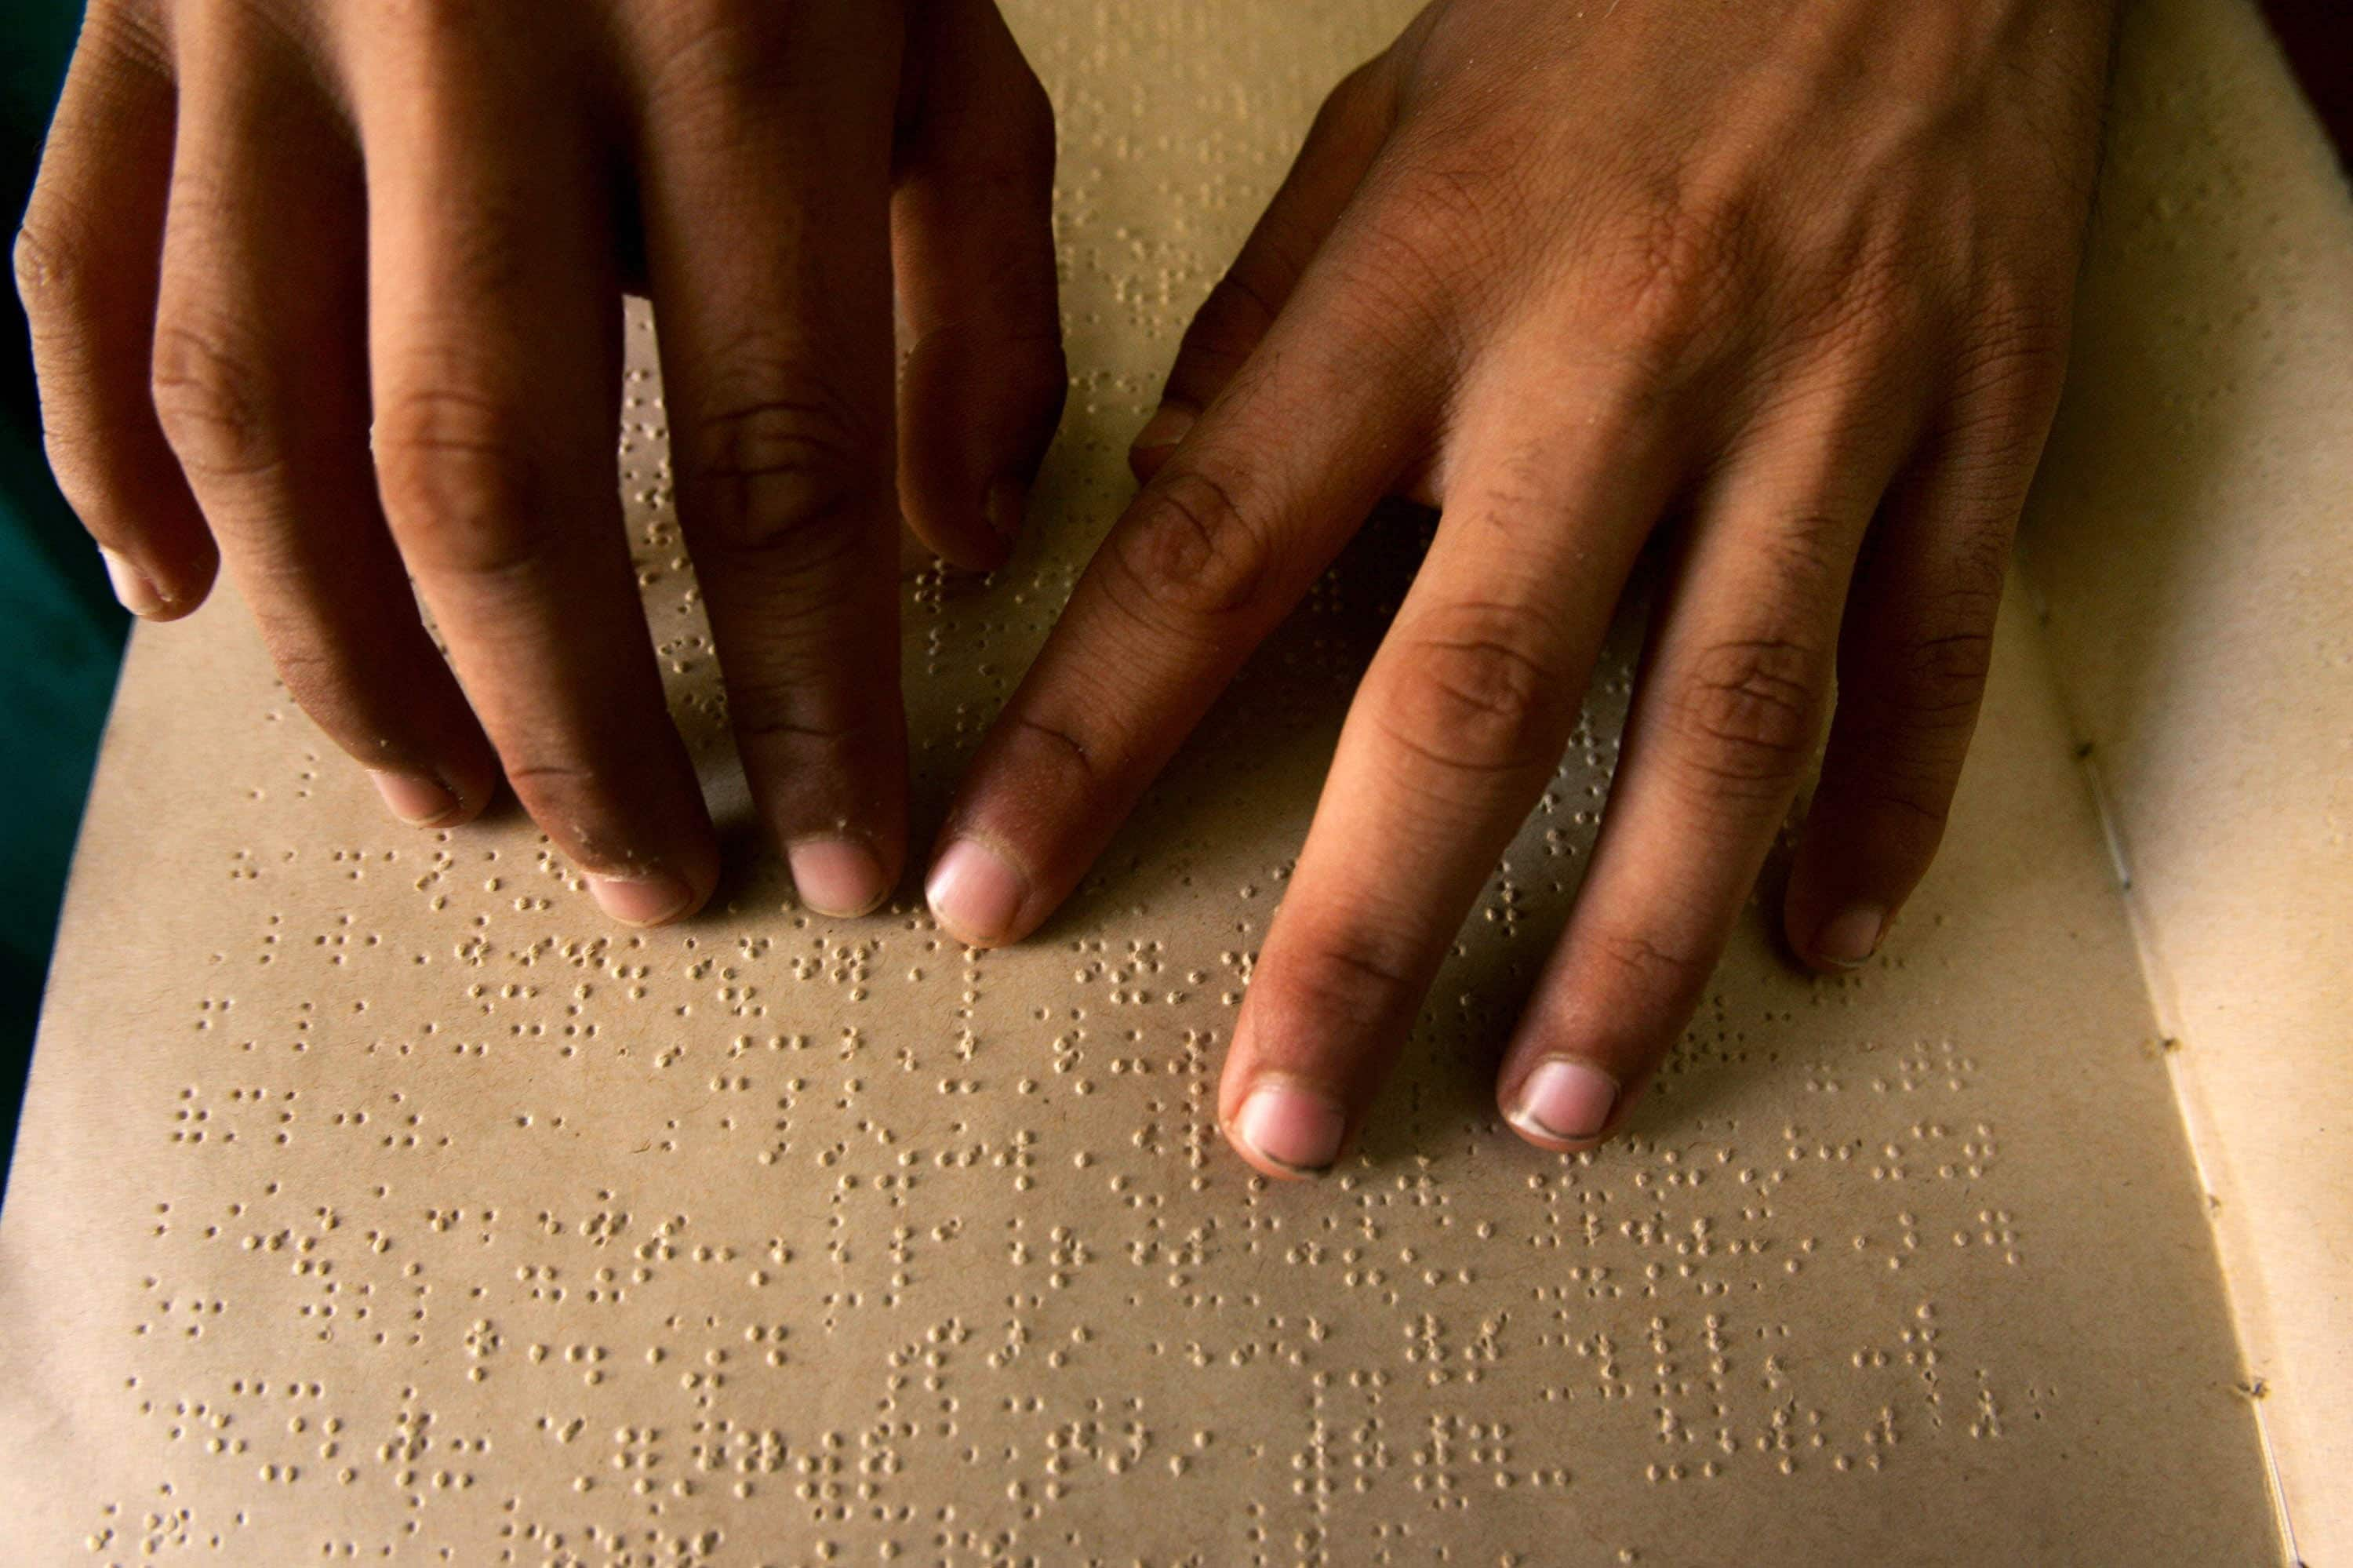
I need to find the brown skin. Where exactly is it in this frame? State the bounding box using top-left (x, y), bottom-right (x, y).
top-left (13, 0), bottom-right (1067, 926)
top-left (18, 0), bottom-right (2115, 1177)
top-left (924, 0), bottom-right (2116, 1176)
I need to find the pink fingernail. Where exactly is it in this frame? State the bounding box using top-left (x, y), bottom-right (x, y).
top-left (1232, 1082), bottom-right (1347, 1175)
top-left (925, 838), bottom-right (1027, 946)
top-left (588, 871), bottom-right (696, 928)
top-left (789, 836), bottom-right (889, 918)
top-left (1129, 402), bottom-right (1197, 457)
top-left (99, 546), bottom-right (165, 617)
top-left (1510, 1059), bottom-right (1619, 1144)
top-left (370, 769), bottom-right (461, 828)
top-left (1813, 904), bottom-right (1886, 968)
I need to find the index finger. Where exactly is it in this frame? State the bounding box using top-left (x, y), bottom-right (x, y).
top-left (1215, 355), bottom-right (1677, 1177)
top-left (923, 237), bottom-right (1436, 949)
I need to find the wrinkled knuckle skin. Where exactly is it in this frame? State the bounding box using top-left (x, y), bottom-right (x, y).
top-left (151, 316), bottom-right (282, 483)
top-left (1107, 467), bottom-right (1274, 627)
top-left (1002, 710), bottom-right (1104, 788)
top-left (725, 667), bottom-right (893, 755)
top-left (374, 386), bottom-right (550, 578)
top-left (1669, 636), bottom-right (1826, 797)
top-left (1894, 626), bottom-right (1995, 728)
top-left (683, 383), bottom-right (876, 566)
top-left (1593, 926), bottom-right (1704, 992)
top-left (639, 1), bottom-right (793, 119)
top-left (13, 216), bottom-right (82, 322)
top-left (1181, 270), bottom-right (1286, 371)
top-left (1944, 521), bottom-right (2016, 609)
top-left (1562, 925), bottom-right (1714, 1057)
top-left (1259, 924), bottom-right (1418, 1044)
top-left (1585, 193), bottom-right (1752, 370)
top-left (1857, 765), bottom-right (1960, 843)
top-left (498, 759), bottom-right (629, 868)
top-left (1750, 511), bottom-right (1850, 606)
top-left (1387, 151), bottom-right (1526, 247)
top-left (1378, 605), bottom-right (1569, 778)
top-left (1347, 162), bottom-right (1502, 331)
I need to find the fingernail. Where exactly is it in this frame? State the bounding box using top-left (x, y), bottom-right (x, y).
top-left (984, 476), bottom-right (1027, 542)
top-left (587, 871), bottom-right (696, 928)
top-left (1509, 1059), bottom-right (1619, 1145)
top-left (99, 546), bottom-right (165, 617)
top-left (1129, 402), bottom-right (1197, 459)
top-left (789, 835), bottom-right (889, 918)
top-left (925, 838), bottom-right (1027, 947)
top-left (370, 769), bottom-right (462, 828)
top-left (1813, 904), bottom-right (1886, 969)
top-left (1232, 1082), bottom-right (1347, 1175)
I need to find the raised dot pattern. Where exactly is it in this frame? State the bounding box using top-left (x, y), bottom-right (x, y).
top-left (0, 2), bottom-right (2278, 1564)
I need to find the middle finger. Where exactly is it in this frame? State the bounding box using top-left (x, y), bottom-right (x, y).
top-left (1215, 342), bottom-right (1681, 1177)
top-left (624, 4), bottom-right (910, 919)
top-left (924, 197), bottom-right (1443, 950)
top-left (351, 5), bottom-right (718, 926)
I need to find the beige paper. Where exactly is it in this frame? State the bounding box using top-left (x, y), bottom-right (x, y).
top-left (2017, 0), bottom-right (2353, 1552)
top-left (2, 0), bottom-right (2326, 1563)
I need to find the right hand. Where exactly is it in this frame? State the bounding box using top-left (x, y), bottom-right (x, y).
top-left (15, 0), bottom-right (1067, 924)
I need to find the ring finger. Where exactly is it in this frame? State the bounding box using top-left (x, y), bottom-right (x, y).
top-left (150, 9), bottom-right (497, 828)
top-left (351, 7), bottom-right (719, 924)
top-left (1496, 361), bottom-right (1924, 1148)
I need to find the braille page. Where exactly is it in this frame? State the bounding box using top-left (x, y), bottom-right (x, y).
top-left (2016, 0), bottom-right (2353, 1554)
top-left (0, 2), bottom-right (2283, 1566)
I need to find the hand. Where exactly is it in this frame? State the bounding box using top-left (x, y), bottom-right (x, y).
top-left (925, 0), bottom-right (2113, 1175)
top-left (16, 0), bottom-right (1065, 925)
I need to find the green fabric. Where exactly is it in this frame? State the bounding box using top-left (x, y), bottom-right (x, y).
top-left (3, 2), bottom-right (111, 1184)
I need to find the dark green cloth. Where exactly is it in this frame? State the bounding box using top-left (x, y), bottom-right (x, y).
top-left (3, 3), bottom-right (115, 1189)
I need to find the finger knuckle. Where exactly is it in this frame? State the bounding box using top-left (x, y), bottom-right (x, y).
top-left (1592, 925), bottom-right (1704, 991)
top-left (1376, 602), bottom-right (1569, 778)
top-left (150, 314), bottom-right (282, 482)
top-left (1002, 710), bottom-right (1107, 788)
top-left (1668, 635), bottom-right (1826, 795)
top-left (682, 376), bottom-right (878, 566)
top-left (1362, 153), bottom-right (1517, 312)
top-left (1952, 292), bottom-right (2071, 424)
top-left (1891, 625), bottom-right (1995, 727)
top-left (499, 759), bottom-right (630, 866)
top-left (12, 214), bottom-right (85, 321)
top-left (726, 670), bottom-right (888, 753)
top-left (1913, 610), bottom-right (1997, 687)
top-left (374, 384), bottom-right (549, 577)
top-left (1186, 268), bottom-right (1288, 358)
top-left (1585, 187), bottom-right (1753, 367)
top-left (1860, 763), bottom-right (1960, 840)
top-left (1262, 922), bottom-right (1417, 1039)
top-left (1107, 467), bottom-right (1275, 626)
top-left (1751, 511), bottom-right (1851, 603)
top-left (642, 2), bottom-right (787, 111)
top-left (1781, 216), bottom-right (1925, 357)
top-left (1942, 513), bottom-right (2017, 606)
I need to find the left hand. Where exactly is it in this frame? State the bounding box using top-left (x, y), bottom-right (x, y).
top-left (924, 0), bottom-right (2115, 1176)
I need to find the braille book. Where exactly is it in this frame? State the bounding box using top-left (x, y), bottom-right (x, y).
top-left (3, 0), bottom-right (2345, 1563)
